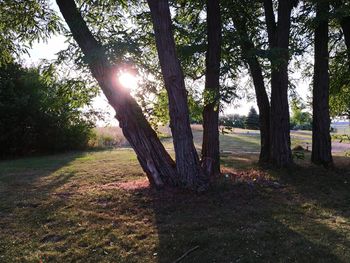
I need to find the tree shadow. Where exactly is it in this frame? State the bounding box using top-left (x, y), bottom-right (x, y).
top-left (1, 151), bottom-right (350, 262)
top-left (143, 180), bottom-right (348, 262)
top-left (0, 151), bottom-right (85, 260)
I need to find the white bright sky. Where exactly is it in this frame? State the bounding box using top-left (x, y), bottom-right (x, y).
top-left (22, 1), bottom-right (311, 126)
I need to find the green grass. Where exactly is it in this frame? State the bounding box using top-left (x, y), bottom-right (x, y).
top-left (1, 143), bottom-right (350, 262)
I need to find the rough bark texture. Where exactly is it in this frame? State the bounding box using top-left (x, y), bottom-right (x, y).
top-left (263, 0), bottom-right (295, 167)
top-left (56, 0), bottom-right (178, 188)
top-left (202, 0), bottom-right (221, 176)
top-left (147, 0), bottom-right (207, 188)
top-left (235, 21), bottom-right (271, 164)
top-left (312, 0), bottom-right (333, 167)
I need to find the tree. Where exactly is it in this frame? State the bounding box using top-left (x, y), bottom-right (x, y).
top-left (202, 0), bottom-right (222, 176)
top-left (333, 1), bottom-right (350, 69)
top-left (0, 0), bottom-right (61, 65)
top-left (0, 63), bottom-right (97, 157)
top-left (56, 0), bottom-right (179, 189)
top-left (219, 114), bottom-right (246, 128)
top-left (290, 99), bottom-right (312, 130)
top-left (224, 0), bottom-right (271, 163)
top-left (245, 107), bottom-right (260, 130)
top-left (146, 0), bottom-right (207, 188)
top-left (263, 0), bottom-right (297, 167)
top-left (312, 0), bottom-right (333, 167)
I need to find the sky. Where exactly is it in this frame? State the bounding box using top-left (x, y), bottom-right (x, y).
top-left (24, 35), bottom-right (311, 126)
top-left (23, 1), bottom-right (311, 126)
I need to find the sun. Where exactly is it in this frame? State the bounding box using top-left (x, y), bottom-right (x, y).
top-left (118, 72), bottom-right (138, 90)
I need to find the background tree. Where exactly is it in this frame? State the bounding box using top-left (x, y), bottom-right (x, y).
top-left (290, 99), bottom-right (312, 130)
top-left (245, 107), bottom-right (260, 130)
top-left (0, 63), bottom-right (97, 157)
top-left (219, 114), bottom-right (246, 129)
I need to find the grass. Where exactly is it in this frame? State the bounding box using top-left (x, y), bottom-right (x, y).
top-left (1, 136), bottom-right (350, 262)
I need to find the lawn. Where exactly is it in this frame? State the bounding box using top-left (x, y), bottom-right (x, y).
top-left (1, 136), bottom-right (350, 262)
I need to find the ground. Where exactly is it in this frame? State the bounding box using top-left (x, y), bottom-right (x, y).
top-left (0, 130), bottom-right (350, 262)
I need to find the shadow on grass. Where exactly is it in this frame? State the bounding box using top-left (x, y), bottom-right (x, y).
top-left (126, 178), bottom-right (346, 263)
top-left (1, 150), bottom-right (349, 262)
top-left (0, 152), bottom-right (85, 260)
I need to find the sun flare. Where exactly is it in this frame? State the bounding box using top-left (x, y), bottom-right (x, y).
top-left (118, 72), bottom-right (138, 90)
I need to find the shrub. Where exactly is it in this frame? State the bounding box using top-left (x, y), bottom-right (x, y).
top-left (0, 63), bottom-right (98, 157)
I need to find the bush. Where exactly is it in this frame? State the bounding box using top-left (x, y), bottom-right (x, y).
top-left (0, 63), bottom-right (98, 157)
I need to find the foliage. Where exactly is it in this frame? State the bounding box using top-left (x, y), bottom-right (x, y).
top-left (0, 0), bottom-right (62, 65)
top-left (0, 62), bottom-right (98, 157)
top-left (329, 50), bottom-right (350, 118)
top-left (290, 99), bottom-right (313, 130)
top-left (147, 89), bottom-right (203, 128)
top-left (245, 107), bottom-right (260, 130)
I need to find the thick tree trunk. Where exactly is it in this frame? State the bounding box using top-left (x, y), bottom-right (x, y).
top-left (147, 0), bottom-right (207, 188)
top-left (56, 0), bottom-right (178, 188)
top-left (263, 0), bottom-right (294, 167)
top-left (202, 0), bottom-right (221, 176)
top-left (312, 0), bottom-right (333, 167)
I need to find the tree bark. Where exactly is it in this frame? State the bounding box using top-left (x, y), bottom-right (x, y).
top-left (340, 15), bottom-right (350, 69)
top-left (147, 0), bottom-right (208, 188)
top-left (201, 0), bottom-right (221, 176)
top-left (234, 18), bottom-right (271, 164)
top-left (263, 0), bottom-right (295, 167)
top-left (312, 0), bottom-right (333, 167)
top-left (56, 0), bottom-right (179, 188)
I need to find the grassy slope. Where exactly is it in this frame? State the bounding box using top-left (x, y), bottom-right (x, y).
top-left (0, 136), bottom-right (350, 262)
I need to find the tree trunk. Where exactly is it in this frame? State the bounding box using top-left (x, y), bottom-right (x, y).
top-left (333, 1), bottom-right (350, 69)
top-left (312, 0), bottom-right (333, 167)
top-left (340, 16), bottom-right (350, 69)
top-left (56, 0), bottom-right (179, 188)
top-left (147, 0), bottom-right (207, 189)
top-left (202, 0), bottom-right (221, 176)
top-left (235, 20), bottom-right (271, 164)
top-left (263, 0), bottom-right (294, 167)
top-left (248, 58), bottom-right (271, 164)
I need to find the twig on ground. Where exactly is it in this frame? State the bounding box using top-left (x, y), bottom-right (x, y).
top-left (172, 245), bottom-right (200, 263)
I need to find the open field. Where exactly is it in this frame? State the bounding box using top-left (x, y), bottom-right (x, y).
top-left (93, 125), bottom-right (350, 155)
top-left (1, 132), bottom-right (350, 262)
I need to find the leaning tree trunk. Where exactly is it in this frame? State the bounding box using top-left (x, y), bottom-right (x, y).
top-left (263, 0), bottom-right (294, 167)
top-left (312, 0), bottom-right (333, 167)
top-left (56, 0), bottom-right (179, 188)
top-left (202, 0), bottom-right (222, 176)
top-left (147, 0), bottom-right (207, 189)
top-left (236, 21), bottom-right (271, 164)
